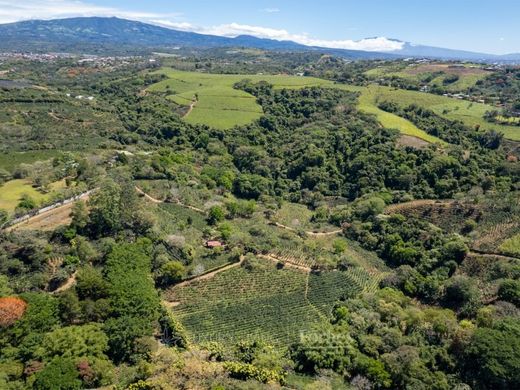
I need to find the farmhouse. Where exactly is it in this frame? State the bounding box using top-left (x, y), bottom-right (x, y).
top-left (205, 240), bottom-right (223, 248)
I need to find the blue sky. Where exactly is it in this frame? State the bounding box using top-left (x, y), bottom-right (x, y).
top-left (1, 0), bottom-right (519, 54)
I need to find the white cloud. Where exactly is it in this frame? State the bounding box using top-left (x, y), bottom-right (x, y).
top-left (0, 0), bottom-right (181, 24)
top-left (0, 0), bottom-right (404, 52)
top-left (160, 22), bottom-right (404, 52)
top-left (262, 8), bottom-right (280, 13)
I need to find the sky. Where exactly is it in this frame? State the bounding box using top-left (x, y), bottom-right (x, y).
top-left (0, 0), bottom-right (519, 54)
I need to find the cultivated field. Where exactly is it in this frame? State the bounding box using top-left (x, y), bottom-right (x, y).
top-left (164, 257), bottom-right (368, 346)
top-left (148, 69), bottom-right (334, 129)
top-left (148, 69), bottom-right (520, 142)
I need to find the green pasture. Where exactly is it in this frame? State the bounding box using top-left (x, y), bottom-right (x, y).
top-left (148, 69), bottom-right (334, 129)
top-left (148, 68), bottom-right (519, 141)
top-left (0, 179), bottom-right (64, 213)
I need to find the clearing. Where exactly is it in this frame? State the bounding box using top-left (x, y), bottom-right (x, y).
top-left (0, 179), bottom-right (65, 213)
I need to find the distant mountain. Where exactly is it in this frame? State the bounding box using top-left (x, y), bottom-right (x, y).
top-left (0, 17), bottom-right (395, 59)
top-left (386, 40), bottom-right (520, 62)
top-left (0, 17), bottom-right (518, 62)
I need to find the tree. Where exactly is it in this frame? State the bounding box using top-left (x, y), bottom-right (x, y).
top-left (104, 240), bottom-right (160, 363)
top-left (76, 266), bottom-right (109, 300)
top-left (159, 261), bottom-right (185, 286)
top-left (332, 239), bottom-right (347, 254)
top-left (233, 174), bottom-right (270, 199)
top-left (0, 209), bottom-right (8, 227)
top-left (444, 276), bottom-right (480, 311)
top-left (70, 201), bottom-right (88, 231)
top-left (32, 357), bottom-right (82, 390)
top-left (461, 318), bottom-right (520, 389)
top-left (442, 239), bottom-right (469, 263)
top-left (207, 206), bottom-right (225, 225)
top-left (354, 197), bottom-right (385, 220)
top-left (0, 274), bottom-right (13, 297)
top-left (17, 194), bottom-right (37, 211)
top-left (497, 279), bottom-right (520, 306)
top-left (38, 324), bottom-right (109, 361)
top-left (0, 297), bottom-right (27, 327)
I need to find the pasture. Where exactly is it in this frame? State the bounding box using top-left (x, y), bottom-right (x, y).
top-left (148, 69), bottom-right (334, 129)
top-left (0, 179), bottom-right (64, 213)
top-left (148, 68), bottom-right (520, 142)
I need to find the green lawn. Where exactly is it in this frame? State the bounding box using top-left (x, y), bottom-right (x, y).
top-left (0, 179), bottom-right (64, 213)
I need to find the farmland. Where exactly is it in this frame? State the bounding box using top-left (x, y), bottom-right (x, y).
top-left (365, 63), bottom-right (490, 91)
top-left (147, 68), bottom-right (520, 143)
top-left (148, 69), bottom-right (334, 129)
top-left (164, 256), bottom-right (368, 346)
top-left (356, 85), bottom-right (520, 141)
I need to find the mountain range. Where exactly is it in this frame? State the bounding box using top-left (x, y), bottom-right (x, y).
top-left (0, 17), bottom-right (519, 62)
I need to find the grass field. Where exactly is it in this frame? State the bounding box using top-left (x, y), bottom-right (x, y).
top-left (148, 68), bottom-right (520, 142)
top-left (165, 257), bottom-right (366, 346)
top-left (0, 150), bottom-right (61, 172)
top-left (365, 63), bottom-right (490, 92)
top-left (499, 234), bottom-right (520, 257)
top-left (0, 179), bottom-right (65, 213)
top-left (355, 85), bottom-right (520, 141)
top-left (148, 69), bottom-right (334, 129)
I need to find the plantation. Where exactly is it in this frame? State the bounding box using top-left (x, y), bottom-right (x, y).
top-left (164, 257), bottom-right (368, 346)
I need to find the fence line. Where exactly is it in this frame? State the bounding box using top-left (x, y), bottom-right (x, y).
top-left (2, 189), bottom-right (95, 230)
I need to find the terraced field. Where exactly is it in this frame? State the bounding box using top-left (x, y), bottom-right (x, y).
top-left (164, 257), bottom-right (368, 346)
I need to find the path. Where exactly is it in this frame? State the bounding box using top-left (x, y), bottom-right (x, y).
top-left (467, 250), bottom-right (520, 262)
top-left (135, 186), bottom-right (205, 213)
top-left (183, 99), bottom-right (198, 118)
top-left (51, 271), bottom-right (78, 294)
top-left (172, 255), bottom-right (246, 289)
top-left (384, 199), bottom-right (455, 214)
top-left (257, 253), bottom-right (312, 272)
top-left (271, 221), bottom-right (342, 237)
top-left (135, 186), bottom-right (162, 203)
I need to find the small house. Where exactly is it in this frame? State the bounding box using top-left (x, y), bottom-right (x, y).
top-left (205, 240), bottom-right (223, 248)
